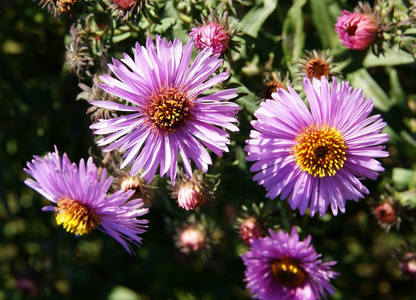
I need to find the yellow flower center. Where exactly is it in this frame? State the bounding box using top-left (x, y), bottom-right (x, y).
top-left (271, 258), bottom-right (307, 287)
top-left (146, 86), bottom-right (193, 134)
top-left (306, 58), bottom-right (330, 79)
top-left (55, 198), bottom-right (101, 236)
top-left (292, 124), bottom-right (347, 177)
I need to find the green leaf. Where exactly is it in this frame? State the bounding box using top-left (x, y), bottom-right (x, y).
top-left (112, 31), bottom-right (132, 44)
top-left (387, 66), bottom-right (407, 109)
top-left (392, 168), bottom-right (416, 190)
top-left (108, 286), bottom-right (141, 300)
top-left (403, 27), bottom-right (416, 36)
top-left (363, 45), bottom-right (415, 67)
top-left (309, 0), bottom-right (342, 49)
top-left (346, 68), bottom-right (394, 112)
top-left (239, 0), bottom-right (278, 37)
top-left (282, 0), bottom-right (307, 69)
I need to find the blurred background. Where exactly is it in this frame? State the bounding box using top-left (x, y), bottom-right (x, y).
top-left (1, 0), bottom-right (416, 299)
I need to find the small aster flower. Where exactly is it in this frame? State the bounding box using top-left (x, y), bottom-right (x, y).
top-left (24, 147), bottom-right (149, 254)
top-left (335, 2), bottom-right (380, 52)
top-left (263, 71), bottom-right (291, 100)
top-left (168, 169), bottom-right (217, 210)
top-left (89, 36), bottom-right (240, 184)
top-left (245, 76), bottom-right (389, 217)
top-left (241, 227), bottom-right (338, 300)
top-left (189, 9), bottom-right (240, 59)
top-left (296, 50), bottom-right (340, 82)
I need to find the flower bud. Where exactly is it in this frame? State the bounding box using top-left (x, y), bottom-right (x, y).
top-left (190, 22), bottom-right (230, 55)
top-left (177, 226), bottom-right (207, 253)
top-left (240, 217), bottom-right (263, 245)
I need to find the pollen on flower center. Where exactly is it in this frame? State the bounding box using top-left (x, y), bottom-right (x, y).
top-left (292, 124), bottom-right (347, 177)
top-left (306, 58), bottom-right (330, 79)
top-left (271, 257), bottom-right (307, 287)
top-left (55, 198), bottom-right (101, 236)
top-left (146, 86), bottom-right (193, 134)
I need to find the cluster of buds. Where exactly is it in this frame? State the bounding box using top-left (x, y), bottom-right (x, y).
top-left (65, 24), bottom-right (94, 80)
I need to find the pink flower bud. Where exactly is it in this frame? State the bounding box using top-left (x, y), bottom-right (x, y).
top-left (335, 11), bottom-right (378, 50)
top-left (399, 253), bottom-right (416, 278)
top-left (179, 227), bottom-right (206, 252)
top-left (374, 202), bottom-right (396, 225)
top-left (114, 0), bottom-right (136, 10)
top-left (190, 22), bottom-right (230, 55)
top-left (177, 182), bottom-right (206, 211)
top-left (240, 217), bottom-right (263, 245)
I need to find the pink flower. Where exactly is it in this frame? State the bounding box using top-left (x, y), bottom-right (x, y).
top-left (24, 147), bottom-right (149, 254)
top-left (190, 22), bottom-right (230, 55)
top-left (89, 36), bottom-right (239, 184)
top-left (335, 11), bottom-right (378, 50)
top-left (241, 227), bottom-right (338, 300)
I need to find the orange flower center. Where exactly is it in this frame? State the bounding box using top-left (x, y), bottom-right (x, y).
top-left (292, 124), bottom-right (347, 177)
top-left (265, 80), bottom-right (286, 98)
top-left (146, 86), bottom-right (193, 134)
top-left (306, 58), bottom-right (330, 79)
top-left (55, 198), bottom-right (101, 235)
top-left (271, 258), bottom-right (307, 287)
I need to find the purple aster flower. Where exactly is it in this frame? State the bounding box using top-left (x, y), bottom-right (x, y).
top-left (241, 227), bottom-right (338, 300)
top-left (24, 147), bottom-right (149, 254)
top-left (245, 76), bottom-right (389, 217)
top-left (90, 36), bottom-right (240, 184)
